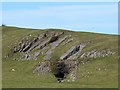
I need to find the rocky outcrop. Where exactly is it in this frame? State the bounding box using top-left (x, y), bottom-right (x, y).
top-left (13, 33), bottom-right (45, 53)
top-left (63, 38), bottom-right (73, 45)
top-left (8, 30), bottom-right (116, 63)
top-left (60, 41), bottom-right (90, 60)
top-left (34, 51), bottom-right (41, 60)
top-left (80, 49), bottom-right (115, 59)
top-left (37, 32), bottom-right (64, 50)
top-left (44, 36), bottom-right (68, 60)
top-left (33, 60), bottom-right (79, 74)
top-left (67, 43), bottom-right (88, 60)
top-left (60, 44), bottom-right (80, 60)
top-left (11, 31), bottom-right (64, 60)
top-left (33, 61), bottom-right (51, 74)
top-left (26, 33), bottom-right (47, 52)
top-left (51, 35), bottom-right (68, 49)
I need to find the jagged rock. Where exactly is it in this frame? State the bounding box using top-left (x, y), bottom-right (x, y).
top-left (60, 44), bottom-right (81, 60)
top-left (48, 36), bottom-right (59, 43)
top-left (80, 49), bottom-right (115, 59)
top-left (37, 39), bottom-right (49, 49)
top-left (44, 36), bottom-right (68, 60)
top-left (43, 50), bottom-right (53, 60)
top-left (33, 60), bottom-right (79, 75)
top-left (34, 51), bottom-right (41, 59)
top-left (63, 38), bottom-right (73, 45)
top-left (60, 41), bottom-right (91, 60)
top-left (48, 32), bottom-right (64, 43)
top-left (23, 53), bottom-right (30, 60)
top-left (13, 33), bottom-right (46, 53)
top-left (22, 36), bottom-right (39, 52)
top-left (51, 36), bottom-right (68, 49)
top-left (67, 43), bottom-right (87, 60)
top-left (19, 43), bottom-right (26, 52)
top-left (22, 42), bottom-right (32, 52)
top-left (33, 61), bottom-right (50, 73)
top-left (37, 32), bottom-right (64, 50)
top-left (27, 33), bottom-right (47, 52)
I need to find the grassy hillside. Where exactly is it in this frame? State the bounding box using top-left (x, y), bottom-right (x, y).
top-left (2, 26), bottom-right (118, 88)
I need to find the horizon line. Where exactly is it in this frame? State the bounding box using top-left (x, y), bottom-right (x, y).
top-left (1, 25), bottom-right (118, 35)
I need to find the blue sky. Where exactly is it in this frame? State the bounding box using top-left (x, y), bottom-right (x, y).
top-left (2, 2), bottom-right (118, 34)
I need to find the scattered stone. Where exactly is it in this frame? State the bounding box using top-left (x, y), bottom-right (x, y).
top-left (98, 68), bottom-right (101, 71)
top-left (29, 34), bottom-right (32, 37)
top-left (11, 68), bottom-right (15, 72)
top-left (33, 61), bottom-right (50, 73)
top-left (80, 49), bottom-right (115, 59)
top-left (67, 80), bottom-right (70, 82)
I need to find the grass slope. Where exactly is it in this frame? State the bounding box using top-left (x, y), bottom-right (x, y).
top-left (2, 26), bottom-right (118, 88)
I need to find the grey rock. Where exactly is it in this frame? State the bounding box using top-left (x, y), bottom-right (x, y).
top-left (67, 43), bottom-right (87, 60)
top-left (33, 61), bottom-right (50, 73)
top-left (63, 38), bottom-right (73, 45)
top-left (60, 41), bottom-right (90, 60)
top-left (51, 36), bottom-right (68, 49)
top-left (44, 36), bottom-right (68, 60)
top-left (60, 44), bottom-right (80, 60)
top-left (23, 53), bottom-right (30, 60)
top-left (37, 32), bottom-right (63, 50)
top-left (34, 51), bottom-right (41, 59)
top-left (22, 42), bottom-right (32, 52)
top-left (80, 49), bottom-right (115, 59)
top-left (27, 33), bottom-right (47, 52)
top-left (37, 39), bottom-right (49, 49)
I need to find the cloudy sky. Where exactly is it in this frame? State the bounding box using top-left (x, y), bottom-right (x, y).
top-left (2, 2), bottom-right (118, 34)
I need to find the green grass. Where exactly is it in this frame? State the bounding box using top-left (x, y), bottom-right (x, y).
top-left (2, 55), bottom-right (118, 88)
top-left (2, 26), bottom-right (118, 88)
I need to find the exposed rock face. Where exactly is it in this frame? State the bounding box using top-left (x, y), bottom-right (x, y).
top-left (37, 32), bottom-right (64, 50)
top-left (3, 28), bottom-right (117, 81)
top-left (51, 36), bottom-right (68, 49)
top-left (34, 51), bottom-right (41, 60)
top-left (80, 49), bottom-right (115, 59)
top-left (24, 53), bottom-right (30, 60)
top-left (33, 61), bottom-right (50, 74)
top-left (63, 38), bottom-right (73, 45)
top-left (13, 33), bottom-right (44, 53)
top-left (33, 60), bottom-right (79, 74)
top-left (27, 33), bottom-right (47, 52)
top-left (44, 36), bottom-right (68, 60)
top-left (60, 44), bottom-right (80, 60)
top-left (37, 39), bottom-right (49, 49)
top-left (11, 31), bottom-right (64, 60)
top-left (60, 41), bottom-right (90, 60)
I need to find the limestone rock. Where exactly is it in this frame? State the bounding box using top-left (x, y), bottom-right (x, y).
top-left (44, 36), bottom-right (68, 60)
top-left (60, 44), bottom-right (80, 60)
top-left (33, 61), bottom-right (50, 73)
top-left (80, 49), bottom-right (115, 59)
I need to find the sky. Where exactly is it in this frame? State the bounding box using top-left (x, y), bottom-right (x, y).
top-left (2, 2), bottom-right (118, 34)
